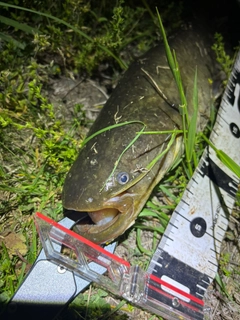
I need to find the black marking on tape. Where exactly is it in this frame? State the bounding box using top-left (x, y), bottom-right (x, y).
top-left (169, 221), bottom-right (178, 229)
top-left (238, 87), bottom-right (240, 113)
top-left (208, 260), bottom-right (218, 268)
top-left (220, 215), bottom-right (228, 225)
top-left (199, 153), bottom-right (238, 197)
top-left (210, 247), bottom-right (218, 255)
top-left (192, 177), bottom-right (198, 184)
top-left (175, 210), bottom-right (191, 222)
top-left (190, 217), bottom-right (207, 238)
top-left (148, 250), bottom-right (209, 319)
top-left (162, 234), bottom-right (174, 242)
top-left (227, 70), bottom-right (240, 106)
top-left (218, 112), bottom-right (227, 124)
top-left (186, 187), bottom-right (194, 195)
top-left (212, 128), bottom-right (218, 136)
top-left (218, 224), bottom-right (226, 232)
top-left (230, 122), bottom-right (240, 138)
top-left (180, 198), bottom-right (190, 206)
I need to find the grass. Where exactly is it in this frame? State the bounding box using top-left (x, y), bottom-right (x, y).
top-left (0, 2), bottom-right (181, 318)
top-left (0, 1), bottom-right (239, 319)
top-left (0, 1), bottom-right (127, 70)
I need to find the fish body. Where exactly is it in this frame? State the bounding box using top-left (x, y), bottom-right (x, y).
top-left (62, 26), bottom-right (216, 244)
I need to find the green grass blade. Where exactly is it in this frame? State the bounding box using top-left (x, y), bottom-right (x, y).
top-left (172, 50), bottom-right (187, 109)
top-left (141, 0), bottom-right (156, 22)
top-left (16, 263), bottom-right (27, 289)
top-left (187, 68), bottom-right (198, 165)
top-left (216, 150), bottom-right (240, 178)
top-left (201, 133), bottom-right (240, 178)
top-left (135, 223), bottom-right (165, 234)
top-left (136, 229), bottom-right (153, 256)
top-left (137, 129), bottom-right (183, 134)
top-left (100, 123), bottom-right (146, 192)
top-left (156, 8), bottom-right (187, 109)
top-left (0, 31), bottom-right (25, 49)
top-left (215, 272), bottom-right (230, 298)
top-left (101, 300), bottom-right (126, 320)
top-left (138, 209), bottom-right (169, 228)
top-left (155, 8), bottom-right (197, 176)
top-left (159, 185), bottom-right (177, 201)
top-left (156, 8), bottom-right (176, 77)
top-left (82, 120), bottom-right (146, 147)
top-left (146, 131), bottom-right (178, 171)
top-left (0, 15), bottom-right (38, 34)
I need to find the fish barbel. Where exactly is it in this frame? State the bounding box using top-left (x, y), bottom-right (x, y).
top-left (62, 26), bottom-right (217, 243)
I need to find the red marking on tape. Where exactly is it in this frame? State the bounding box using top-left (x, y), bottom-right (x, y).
top-left (35, 212), bottom-right (130, 267)
top-left (149, 273), bottom-right (204, 306)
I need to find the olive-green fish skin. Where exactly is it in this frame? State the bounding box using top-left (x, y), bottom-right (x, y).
top-left (62, 26), bottom-right (217, 244)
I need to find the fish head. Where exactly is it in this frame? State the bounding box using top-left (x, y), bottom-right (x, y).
top-left (62, 111), bottom-right (182, 244)
top-left (62, 125), bottom-right (148, 244)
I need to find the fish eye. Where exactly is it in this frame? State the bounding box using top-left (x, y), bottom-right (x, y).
top-left (116, 172), bottom-right (129, 185)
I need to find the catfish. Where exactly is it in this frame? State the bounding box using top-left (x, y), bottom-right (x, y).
top-left (62, 25), bottom-right (218, 244)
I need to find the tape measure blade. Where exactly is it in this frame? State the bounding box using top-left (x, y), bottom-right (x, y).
top-left (148, 50), bottom-right (240, 317)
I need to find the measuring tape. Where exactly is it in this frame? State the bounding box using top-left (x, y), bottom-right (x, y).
top-left (146, 50), bottom-right (240, 318)
top-left (3, 52), bottom-right (240, 320)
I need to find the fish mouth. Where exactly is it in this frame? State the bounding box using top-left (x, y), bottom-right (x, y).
top-left (65, 193), bottom-right (136, 244)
